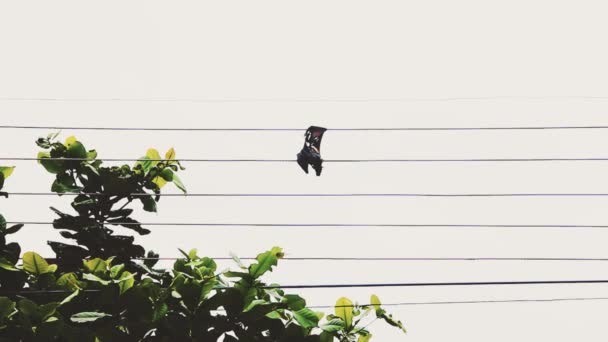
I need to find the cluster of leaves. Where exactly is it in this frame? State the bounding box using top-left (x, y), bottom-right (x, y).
top-left (0, 248), bottom-right (403, 341)
top-left (0, 167), bottom-right (26, 291)
top-left (36, 134), bottom-right (186, 270)
top-left (0, 135), bottom-right (407, 341)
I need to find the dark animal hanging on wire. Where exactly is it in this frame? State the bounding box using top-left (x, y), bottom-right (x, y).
top-left (297, 126), bottom-right (327, 176)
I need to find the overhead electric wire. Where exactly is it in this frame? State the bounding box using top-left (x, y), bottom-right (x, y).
top-left (8, 192), bottom-right (608, 197)
top-left (5, 157), bottom-right (608, 163)
top-left (10, 221), bottom-right (608, 230)
top-left (266, 280), bottom-right (608, 289)
top-left (3, 280), bottom-right (608, 296)
top-left (310, 297), bottom-right (608, 309)
top-left (4, 124), bottom-right (608, 131)
top-left (0, 288), bottom-right (607, 308)
top-left (17, 254), bottom-right (608, 262)
top-left (2, 95), bottom-right (608, 102)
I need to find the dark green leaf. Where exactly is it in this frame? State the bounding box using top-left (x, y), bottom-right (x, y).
top-left (70, 311), bottom-right (112, 323)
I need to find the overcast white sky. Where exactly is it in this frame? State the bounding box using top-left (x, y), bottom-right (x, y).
top-left (2, 1), bottom-right (608, 341)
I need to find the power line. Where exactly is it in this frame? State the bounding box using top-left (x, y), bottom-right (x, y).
top-left (311, 297), bottom-right (608, 309)
top-left (268, 280), bottom-right (608, 289)
top-left (10, 221), bottom-right (608, 229)
top-left (8, 192), bottom-right (608, 198)
top-left (5, 157), bottom-right (608, 163)
top-left (2, 280), bottom-right (608, 296)
top-left (1, 288), bottom-right (606, 308)
top-left (18, 255), bottom-right (608, 262)
top-left (5, 124), bottom-right (608, 131)
top-left (147, 257), bottom-right (608, 262)
top-left (2, 95), bottom-right (608, 102)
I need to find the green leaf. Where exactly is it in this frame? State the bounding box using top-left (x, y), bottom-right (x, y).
top-left (38, 152), bottom-right (64, 174)
top-left (22, 251), bottom-right (50, 275)
top-left (84, 258), bottom-right (107, 275)
top-left (171, 173), bottom-right (187, 193)
top-left (320, 332), bottom-right (335, 342)
top-left (265, 310), bottom-right (283, 320)
top-left (370, 294), bottom-right (382, 313)
top-left (60, 290), bottom-right (80, 306)
top-left (0, 257), bottom-right (17, 271)
top-left (64, 136), bottom-right (77, 147)
top-left (70, 311), bottom-right (111, 323)
top-left (66, 140), bottom-right (87, 159)
top-left (140, 195), bottom-right (157, 212)
top-left (51, 173), bottom-right (80, 193)
top-left (5, 223), bottom-right (23, 234)
top-left (87, 150), bottom-right (98, 160)
top-left (57, 273), bottom-right (83, 291)
top-left (187, 248), bottom-right (198, 259)
top-left (358, 334), bottom-right (372, 342)
top-left (293, 308), bottom-right (320, 329)
top-left (0, 166), bottom-right (15, 179)
top-left (39, 302), bottom-right (59, 321)
top-left (0, 214), bottom-right (5, 230)
top-left (82, 273), bottom-right (111, 286)
top-left (137, 156), bottom-right (154, 173)
top-left (118, 271), bottom-right (135, 295)
top-left (110, 264), bottom-right (125, 279)
top-left (160, 168), bottom-right (174, 181)
top-left (0, 297), bottom-right (16, 320)
top-left (230, 252), bottom-right (247, 269)
top-left (18, 299), bottom-right (39, 319)
top-left (249, 247), bottom-right (283, 279)
top-left (146, 148), bottom-right (161, 161)
top-left (152, 302), bottom-right (168, 322)
top-left (243, 299), bottom-right (268, 312)
top-left (335, 297), bottom-right (354, 328)
top-left (321, 318), bottom-right (346, 333)
top-left (165, 148), bottom-right (176, 161)
top-left (152, 176), bottom-right (167, 188)
top-left (283, 294), bottom-right (307, 311)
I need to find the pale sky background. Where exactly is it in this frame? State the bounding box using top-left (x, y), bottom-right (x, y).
top-left (2, 1), bottom-right (608, 341)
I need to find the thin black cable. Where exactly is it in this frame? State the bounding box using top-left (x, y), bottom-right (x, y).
top-left (18, 255), bottom-right (608, 262)
top-left (1, 290), bottom-right (607, 308)
top-left (152, 257), bottom-right (608, 262)
top-left (5, 125), bottom-right (608, 131)
top-left (10, 221), bottom-right (608, 229)
top-left (5, 157), bottom-right (608, 163)
top-left (2, 95), bottom-right (608, 102)
top-left (1, 290), bottom-right (606, 307)
top-left (8, 192), bottom-right (608, 197)
top-left (1, 289), bottom-right (607, 308)
top-left (310, 297), bottom-right (608, 309)
top-left (265, 280), bottom-right (608, 289)
top-left (3, 280), bottom-right (608, 296)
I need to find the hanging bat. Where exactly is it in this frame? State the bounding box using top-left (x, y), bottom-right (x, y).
top-left (297, 126), bottom-right (327, 176)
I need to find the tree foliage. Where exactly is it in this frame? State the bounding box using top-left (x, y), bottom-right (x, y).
top-left (0, 135), bottom-right (406, 341)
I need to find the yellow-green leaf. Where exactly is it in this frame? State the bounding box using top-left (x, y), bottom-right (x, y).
top-left (57, 273), bottom-right (83, 291)
top-left (0, 166), bottom-right (15, 179)
top-left (84, 258), bottom-right (107, 274)
top-left (165, 148), bottom-right (176, 160)
top-left (152, 176), bottom-right (167, 188)
top-left (370, 294), bottom-right (381, 311)
top-left (172, 173), bottom-right (187, 193)
top-left (146, 148), bottom-right (161, 161)
top-left (64, 136), bottom-right (77, 147)
top-left (22, 252), bottom-right (50, 275)
top-left (335, 297), bottom-right (354, 328)
top-left (118, 272), bottom-right (135, 295)
top-left (358, 334), bottom-right (372, 342)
